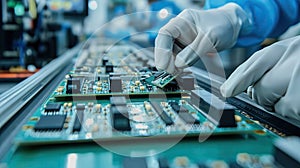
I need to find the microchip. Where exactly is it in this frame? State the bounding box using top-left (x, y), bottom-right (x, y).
top-left (178, 112), bottom-right (200, 124)
top-left (111, 105), bottom-right (131, 131)
top-left (44, 103), bottom-right (61, 112)
top-left (34, 115), bottom-right (66, 131)
top-left (169, 102), bottom-right (189, 113)
top-left (191, 90), bottom-right (236, 127)
top-left (150, 102), bottom-right (173, 126)
top-left (105, 63), bottom-right (114, 73)
top-left (72, 110), bottom-right (84, 133)
top-left (110, 77), bottom-right (122, 92)
top-left (66, 78), bottom-right (81, 94)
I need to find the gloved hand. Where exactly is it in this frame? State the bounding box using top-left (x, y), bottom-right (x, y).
top-left (154, 3), bottom-right (251, 74)
top-left (220, 36), bottom-right (300, 120)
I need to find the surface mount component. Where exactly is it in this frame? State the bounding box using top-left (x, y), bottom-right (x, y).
top-left (44, 103), bottom-right (61, 112)
top-left (191, 90), bottom-right (236, 127)
top-left (73, 110), bottom-right (84, 133)
top-left (111, 105), bottom-right (131, 131)
top-left (34, 115), bottom-right (66, 131)
top-left (110, 76), bottom-right (122, 92)
top-left (66, 78), bottom-right (81, 94)
top-left (150, 101), bottom-right (173, 126)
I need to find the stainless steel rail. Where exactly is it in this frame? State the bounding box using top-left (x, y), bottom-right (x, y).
top-left (0, 44), bottom-right (81, 128)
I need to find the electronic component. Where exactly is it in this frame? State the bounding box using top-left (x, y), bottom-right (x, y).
top-left (111, 105), bottom-right (131, 131)
top-left (105, 63), bottom-right (114, 73)
top-left (191, 90), bottom-right (236, 127)
top-left (169, 102), bottom-right (188, 113)
top-left (66, 78), bottom-right (81, 94)
top-left (145, 71), bottom-right (178, 88)
top-left (44, 103), bottom-right (61, 112)
top-left (72, 110), bottom-right (84, 133)
top-left (178, 112), bottom-right (199, 124)
top-left (110, 76), bottom-right (122, 92)
top-left (177, 75), bottom-right (195, 90)
top-left (34, 115), bottom-right (66, 131)
top-left (169, 102), bottom-right (199, 124)
top-left (102, 56), bottom-right (109, 66)
top-left (150, 102), bottom-right (173, 126)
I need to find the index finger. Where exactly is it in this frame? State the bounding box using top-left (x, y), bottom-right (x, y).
top-left (154, 20), bottom-right (181, 74)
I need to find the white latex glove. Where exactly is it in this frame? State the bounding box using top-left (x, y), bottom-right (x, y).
top-left (220, 36), bottom-right (300, 120)
top-left (154, 3), bottom-right (251, 74)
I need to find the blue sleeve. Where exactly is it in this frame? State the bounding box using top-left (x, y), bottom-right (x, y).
top-left (205, 0), bottom-right (300, 47)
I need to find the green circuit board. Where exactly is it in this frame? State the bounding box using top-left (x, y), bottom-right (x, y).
top-left (15, 39), bottom-right (272, 146)
top-left (16, 96), bottom-right (264, 145)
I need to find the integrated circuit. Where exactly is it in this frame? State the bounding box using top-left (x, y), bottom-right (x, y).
top-left (44, 103), bottom-right (61, 112)
top-left (150, 101), bottom-right (173, 126)
top-left (111, 105), bottom-right (131, 131)
top-left (191, 90), bottom-right (236, 127)
top-left (34, 115), bottom-right (66, 131)
top-left (73, 110), bottom-right (84, 133)
top-left (66, 78), bottom-right (81, 94)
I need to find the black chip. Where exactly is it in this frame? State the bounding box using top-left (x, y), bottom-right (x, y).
top-left (110, 96), bottom-right (127, 106)
top-left (169, 102), bottom-right (180, 112)
top-left (105, 63), bottom-right (114, 73)
top-left (102, 56), bottom-right (109, 66)
top-left (150, 102), bottom-right (173, 126)
top-left (44, 103), bottom-right (61, 112)
top-left (160, 111), bottom-right (174, 126)
top-left (72, 110), bottom-right (84, 133)
top-left (34, 115), bottom-right (66, 131)
top-left (169, 102), bottom-right (189, 113)
top-left (110, 77), bottom-right (122, 92)
top-left (66, 78), bottom-right (81, 94)
top-left (111, 106), bottom-right (131, 131)
top-left (191, 90), bottom-right (236, 127)
top-left (178, 112), bottom-right (200, 124)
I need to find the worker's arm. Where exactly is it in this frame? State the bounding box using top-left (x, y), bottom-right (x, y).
top-left (205, 0), bottom-right (300, 46)
top-left (154, 0), bottom-right (300, 74)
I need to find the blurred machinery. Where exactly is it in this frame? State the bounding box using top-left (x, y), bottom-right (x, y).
top-left (0, 0), bottom-right (86, 73)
